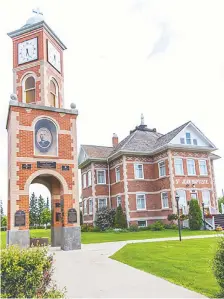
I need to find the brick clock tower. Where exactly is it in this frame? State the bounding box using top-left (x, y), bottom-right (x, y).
top-left (6, 9), bottom-right (81, 250)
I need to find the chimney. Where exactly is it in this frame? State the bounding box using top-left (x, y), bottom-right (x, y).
top-left (112, 133), bottom-right (118, 147)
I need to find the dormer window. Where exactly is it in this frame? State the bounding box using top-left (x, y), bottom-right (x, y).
top-left (193, 139), bottom-right (198, 145)
top-left (23, 75), bottom-right (35, 104)
top-left (186, 132), bottom-right (191, 144)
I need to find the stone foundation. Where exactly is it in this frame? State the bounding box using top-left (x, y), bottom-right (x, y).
top-left (7, 230), bottom-right (30, 248)
top-left (51, 227), bottom-right (62, 247)
top-left (61, 226), bottom-right (81, 251)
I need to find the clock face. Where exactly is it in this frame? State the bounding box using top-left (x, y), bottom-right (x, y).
top-left (18, 37), bottom-right (38, 65)
top-left (47, 40), bottom-right (61, 72)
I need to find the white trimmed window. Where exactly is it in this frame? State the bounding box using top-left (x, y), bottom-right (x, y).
top-left (199, 160), bottom-right (208, 175)
top-left (186, 132), bottom-right (191, 144)
top-left (187, 159), bottom-right (196, 175)
top-left (82, 173), bottom-right (87, 188)
top-left (138, 220), bottom-right (146, 227)
top-left (174, 158), bottom-right (184, 175)
top-left (134, 164), bottom-right (144, 179)
top-left (97, 170), bottom-right (106, 184)
top-left (191, 193), bottom-right (197, 200)
top-left (158, 161), bottom-right (166, 177)
top-left (98, 198), bottom-right (107, 210)
top-left (202, 190), bottom-right (210, 207)
top-left (89, 199), bottom-right (93, 214)
top-left (115, 167), bottom-right (120, 182)
top-left (83, 200), bottom-right (87, 215)
top-left (23, 75), bottom-right (36, 104)
top-left (87, 170), bottom-right (92, 187)
top-left (117, 196), bottom-right (122, 207)
top-left (136, 194), bottom-right (146, 210)
top-left (161, 192), bottom-right (169, 209)
top-left (176, 190), bottom-right (187, 214)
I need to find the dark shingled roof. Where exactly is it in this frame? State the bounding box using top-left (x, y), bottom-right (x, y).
top-left (80, 121), bottom-right (206, 161)
top-left (82, 145), bottom-right (113, 159)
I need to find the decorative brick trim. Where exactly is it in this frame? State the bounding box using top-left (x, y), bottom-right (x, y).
top-left (168, 150), bottom-right (176, 213)
top-left (172, 151), bottom-right (208, 158)
top-left (91, 163), bottom-right (97, 223)
top-left (123, 155), bottom-right (130, 226)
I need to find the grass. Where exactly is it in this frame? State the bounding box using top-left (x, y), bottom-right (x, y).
top-left (111, 237), bottom-right (223, 298)
top-left (1, 229), bottom-right (223, 249)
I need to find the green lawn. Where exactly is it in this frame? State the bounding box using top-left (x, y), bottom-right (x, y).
top-left (1, 229), bottom-right (223, 249)
top-left (111, 237), bottom-right (223, 298)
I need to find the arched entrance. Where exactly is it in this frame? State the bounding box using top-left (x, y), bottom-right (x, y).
top-left (30, 174), bottom-right (63, 247)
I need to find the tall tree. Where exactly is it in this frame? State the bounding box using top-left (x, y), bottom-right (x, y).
top-left (46, 197), bottom-right (50, 209)
top-left (38, 195), bottom-right (45, 225)
top-left (218, 197), bottom-right (224, 213)
top-left (41, 208), bottom-right (51, 226)
top-left (29, 192), bottom-right (38, 226)
top-left (115, 205), bottom-right (127, 228)
top-left (0, 200), bottom-right (4, 217)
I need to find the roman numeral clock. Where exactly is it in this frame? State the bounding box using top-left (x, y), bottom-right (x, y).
top-left (6, 9), bottom-right (81, 250)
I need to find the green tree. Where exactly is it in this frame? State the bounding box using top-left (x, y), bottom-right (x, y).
top-left (0, 200), bottom-right (4, 217)
top-left (1, 215), bottom-right (7, 228)
top-left (218, 197), bottom-right (224, 213)
top-left (38, 195), bottom-right (46, 225)
top-left (188, 199), bottom-right (202, 230)
top-left (41, 208), bottom-right (51, 226)
top-left (46, 197), bottom-right (50, 209)
top-left (115, 205), bottom-right (127, 228)
top-left (29, 192), bottom-right (38, 226)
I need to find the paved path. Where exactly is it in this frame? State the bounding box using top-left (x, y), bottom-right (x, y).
top-left (53, 234), bottom-right (220, 298)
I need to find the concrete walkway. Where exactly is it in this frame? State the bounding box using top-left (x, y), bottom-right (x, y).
top-left (53, 234), bottom-right (220, 298)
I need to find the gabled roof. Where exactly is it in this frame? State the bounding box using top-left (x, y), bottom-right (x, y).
top-left (81, 145), bottom-right (113, 159)
top-left (78, 119), bottom-right (218, 167)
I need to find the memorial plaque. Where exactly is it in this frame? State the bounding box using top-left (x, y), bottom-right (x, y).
top-left (15, 210), bottom-right (26, 227)
top-left (68, 208), bottom-right (77, 223)
top-left (62, 165), bottom-right (69, 171)
top-left (56, 212), bottom-right (61, 222)
top-left (55, 202), bottom-right (61, 208)
top-left (22, 164), bottom-right (31, 170)
top-left (37, 161), bottom-right (56, 169)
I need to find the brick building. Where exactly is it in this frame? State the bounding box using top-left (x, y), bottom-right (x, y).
top-left (7, 10), bottom-right (80, 249)
top-left (78, 116), bottom-right (220, 227)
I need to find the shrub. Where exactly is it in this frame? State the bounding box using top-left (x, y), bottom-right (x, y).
top-left (92, 226), bottom-right (101, 232)
top-left (81, 224), bottom-right (89, 232)
top-left (80, 210), bottom-right (83, 225)
top-left (1, 246), bottom-right (65, 298)
top-left (188, 199), bottom-right (202, 230)
top-left (213, 237), bottom-right (224, 295)
top-left (128, 224), bottom-right (139, 232)
top-left (150, 221), bottom-right (164, 231)
top-left (179, 214), bottom-right (189, 221)
top-left (164, 223), bottom-right (178, 230)
top-left (216, 226), bottom-right (223, 231)
top-left (95, 207), bottom-right (116, 231)
top-left (115, 205), bottom-right (127, 228)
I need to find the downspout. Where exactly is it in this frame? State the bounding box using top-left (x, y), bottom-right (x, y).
top-left (107, 159), bottom-right (111, 208)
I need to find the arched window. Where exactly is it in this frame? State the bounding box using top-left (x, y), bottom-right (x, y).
top-left (49, 79), bottom-right (58, 107)
top-left (24, 76), bottom-right (35, 104)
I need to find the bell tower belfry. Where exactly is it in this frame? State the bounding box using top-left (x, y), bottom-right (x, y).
top-left (6, 10), bottom-right (81, 250)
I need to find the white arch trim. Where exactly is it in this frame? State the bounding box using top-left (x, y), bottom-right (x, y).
top-left (31, 115), bottom-right (60, 130)
top-left (20, 71), bottom-right (38, 84)
top-left (24, 169), bottom-right (69, 194)
top-left (49, 76), bottom-right (59, 108)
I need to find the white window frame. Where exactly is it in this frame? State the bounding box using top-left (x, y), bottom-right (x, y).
top-left (190, 192), bottom-right (198, 200)
top-left (117, 195), bottom-right (122, 207)
top-left (138, 220), bottom-right (147, 227)
top-left (187, 159), bottom-right (196, 175)
top-left (115, 166), bottom-right (120, 182)
top-left (89, 198), bottom-right (93, 215)
top-left (82, 173), bottom-right (87, 189)
top-left (98, 198), bottom-right (107, 210)
top-left (158, 160), bottom-right (166, 177)
top-left (136, 193), bottom-right (146, 210)
top-left (134, 163), bottom-right (144, 179)
top-left (186, 132), bottom-right (191, 145)
top-left (87, 170), bottom-right (92, 187)
top-left (176, 190), bottom-right (187, 214)
top-left (83, 199), bottom-right (87, 215)
top-left (97, 170), bottom-right (106, 184)
top-left (161, 192), bottom-right (169, 209)
top-left (199, 160), bottom-right (208, 176)
top-left (202, 190), bottom-right (211, 207)
top-left (22, 74), bottom-right (36, 104)
top-left (174, 158), bottom-right (184, 175)
top-left (49, 77), bottom-right (59, 108)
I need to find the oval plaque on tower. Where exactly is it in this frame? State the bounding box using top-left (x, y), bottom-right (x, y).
top-left (68, 208), bottom-right (77, 223)
top-left (15, 210), bottom-right (26, 227)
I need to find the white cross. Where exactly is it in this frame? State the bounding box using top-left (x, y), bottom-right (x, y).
top-left (32, 8), bottom-right (43, 16)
